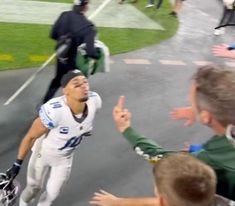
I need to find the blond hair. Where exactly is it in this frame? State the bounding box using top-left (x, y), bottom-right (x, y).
top-left (153, 153), bottom-right (216, 206)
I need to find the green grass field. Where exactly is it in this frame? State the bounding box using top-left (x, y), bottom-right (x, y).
top-left (0, 0), bottom-right (178, 70)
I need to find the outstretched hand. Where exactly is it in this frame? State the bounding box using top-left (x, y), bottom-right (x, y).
top-left (212, 44), bottom-right (235, 58)
top-left (170, 106), bottom-right (195, 126)
top-left (113, 96), bottom-right (131, 133)
top-left (90, 190), bottom-right (119, 206)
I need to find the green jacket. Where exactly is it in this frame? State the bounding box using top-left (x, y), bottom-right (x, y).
top-left (123, 127), bottom-right (235, 200)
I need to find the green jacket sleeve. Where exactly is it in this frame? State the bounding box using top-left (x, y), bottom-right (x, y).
top-left (192, 149), bottom-right (217, 169)
top-left (122, 127), bottom-right (175, 162)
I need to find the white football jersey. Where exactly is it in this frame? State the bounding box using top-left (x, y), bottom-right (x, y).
top-left (36, 91), bottom-right (102, 156)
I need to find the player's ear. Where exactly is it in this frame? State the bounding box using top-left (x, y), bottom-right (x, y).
top-left (63, 87), bottom-right (68, 95)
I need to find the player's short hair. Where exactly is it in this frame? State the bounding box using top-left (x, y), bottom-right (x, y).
top-left (153, 153), bottom-right (216, 206)
top-left (193, 64), bottom-right (235, 126)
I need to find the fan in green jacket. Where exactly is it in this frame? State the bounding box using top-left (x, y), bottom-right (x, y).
top-left (112, 64), bottom-right (235, 201)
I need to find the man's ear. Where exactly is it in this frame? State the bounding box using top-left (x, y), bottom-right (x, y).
top-left (199, 110), bottom-right (211, 125)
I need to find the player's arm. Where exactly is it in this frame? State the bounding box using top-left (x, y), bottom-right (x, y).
top-left (17, 117), bottom-right (49, 160)
top-left (90, 190), bottom-right (157, 206)
top-left (113, 96), bottom-right (174, 163)
top-left (6, 117), bottom-right (49, 179)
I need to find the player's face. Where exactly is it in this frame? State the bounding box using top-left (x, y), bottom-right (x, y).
top-left (64, 76), bottom-right (89, 102)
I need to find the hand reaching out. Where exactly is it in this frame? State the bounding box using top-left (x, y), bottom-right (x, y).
top-left (212, 44), bottom-right (235, 58)
top-left (90, 190), bottom-right (119, 206)
top-left (170, 106), bottom-right (195, 126)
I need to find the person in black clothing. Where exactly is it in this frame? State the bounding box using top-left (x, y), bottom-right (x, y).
top-left (42, 0), bottom-right (98, 103)
top-left (214, 0), bottom-right (235, 35)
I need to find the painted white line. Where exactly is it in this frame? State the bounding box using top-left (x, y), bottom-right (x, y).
top-left (124, 59), bottom-right (151, 65)
top-left (4, 1), bottom-right (110, 106)
top-left (88, 0), bottom-right (112, 20)
top-left (3, 53), bottom-right (56, 106)
top-left (225, 61), bottom-right (235, 67)
top-left (193, 61), bottom-right (213, 66)
top-left (159, 60), bottom-right (186, 65)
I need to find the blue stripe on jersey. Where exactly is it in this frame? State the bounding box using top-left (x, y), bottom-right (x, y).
top-left (39, 105), bottom-right (55, 129)
top-left (89, 92), bottom-right (97, 97)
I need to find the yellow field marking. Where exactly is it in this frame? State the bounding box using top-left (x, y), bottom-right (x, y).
top-left (0, 54), bottom-right (14, 61)
top-left (29, 55), bottom-right (50, 62)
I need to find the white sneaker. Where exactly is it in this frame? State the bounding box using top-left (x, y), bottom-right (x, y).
top-left (145, 4), bottom-right (154, 8)
top-left (214, 28), bottom-right (225, 36)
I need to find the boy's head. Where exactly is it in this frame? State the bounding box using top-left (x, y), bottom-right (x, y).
top-left (153, 153), bottom-right (216, 206)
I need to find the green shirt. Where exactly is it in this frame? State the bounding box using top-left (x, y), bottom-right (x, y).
top-left (123, 127), bottom-right (235, 200)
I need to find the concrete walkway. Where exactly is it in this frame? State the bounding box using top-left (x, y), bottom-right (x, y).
top-left (0, 0), bottom-right (164, 30)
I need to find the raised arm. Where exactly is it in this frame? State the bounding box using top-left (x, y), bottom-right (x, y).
top-left (113, 96), bottom-right (174, 163)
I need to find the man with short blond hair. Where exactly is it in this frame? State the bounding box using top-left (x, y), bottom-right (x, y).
top-left (153, 153), bottom-right (216, 206)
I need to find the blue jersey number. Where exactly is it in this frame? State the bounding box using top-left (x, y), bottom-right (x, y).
top-left (58, 131), bottom-right (92, 151)
top-left (58, 136), bottom-right (83, 150)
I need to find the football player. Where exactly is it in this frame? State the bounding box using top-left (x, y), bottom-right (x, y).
top-left (6, 69), bottom-right (102, 206)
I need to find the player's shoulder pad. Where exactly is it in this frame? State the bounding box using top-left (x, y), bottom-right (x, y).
top-left (46, 97), bottom-right (65, 109)
top-left (39, 97), bottom-right (65, 129)
top-left (88, 91), bottom-right (102, 109)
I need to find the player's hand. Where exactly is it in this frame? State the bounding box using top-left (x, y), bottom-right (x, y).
top-left (113, 96), bottom-right (131, 133)
top-left (212, 44), bottom-right (235, 58)
top-left (90, 190), bottom-right (119, 206)
top-left (170, 107), bottom-right (195, 126)
top-left (6, 159), bottom-right (23, 180)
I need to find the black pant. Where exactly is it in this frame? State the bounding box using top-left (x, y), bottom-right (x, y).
top-left (218, 6), bottom-right (235, 27)
top-left (42, 57), bottom-right (76, 103)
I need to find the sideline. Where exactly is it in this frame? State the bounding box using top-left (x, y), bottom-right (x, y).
top-left (3, 0), bottom-right (112, 106)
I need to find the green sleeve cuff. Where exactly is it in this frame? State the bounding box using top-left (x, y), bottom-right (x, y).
top-left (122, 127), bottom-right (141, 147)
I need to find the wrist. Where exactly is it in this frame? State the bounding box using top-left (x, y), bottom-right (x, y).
top-left (119, 126), bottom-right (129, 133)
top-left (14, 159), bottom-right (23, 167)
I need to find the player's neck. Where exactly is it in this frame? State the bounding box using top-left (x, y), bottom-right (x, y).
top-left (67, 98), bottom-right (86, 114)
